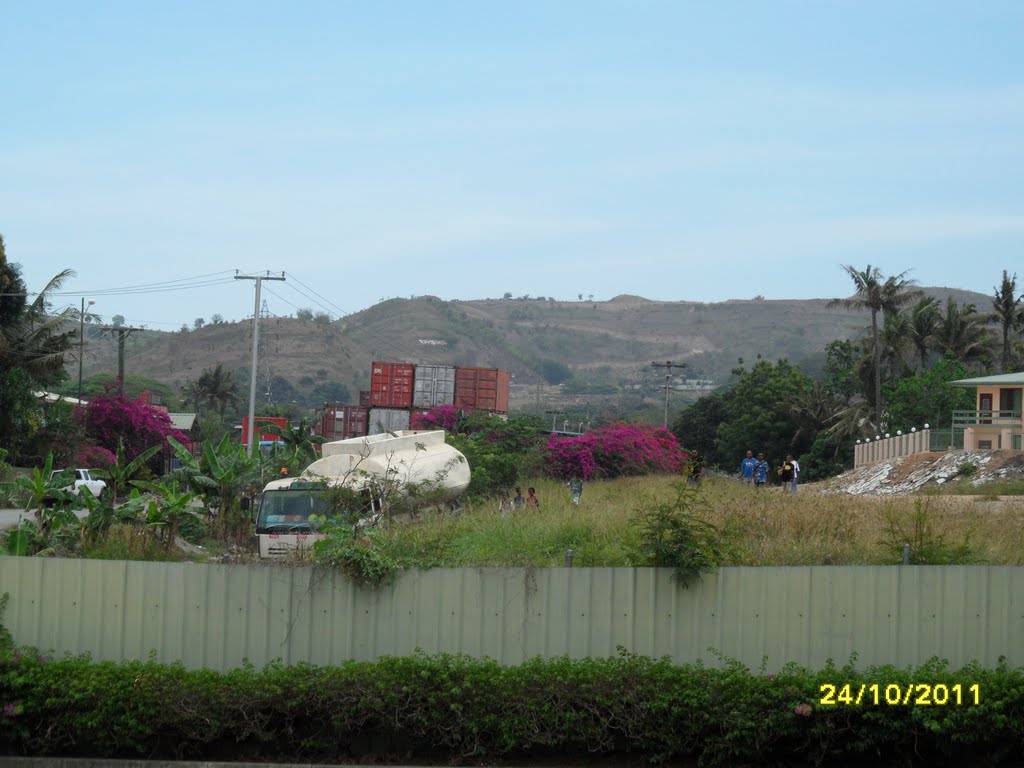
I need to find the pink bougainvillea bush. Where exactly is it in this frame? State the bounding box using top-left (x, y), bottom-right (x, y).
top-left (74, 444), bottom-right (117, 470)
top-left (75, 390), bottom-right (187, 462)
top-left (545, 422), bottom-right (685, 480)
top-left (410, 404), bottom-right (465, 432)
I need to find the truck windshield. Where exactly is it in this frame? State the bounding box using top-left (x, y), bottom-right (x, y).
top-left (256, 488), bottom-right (374, 531)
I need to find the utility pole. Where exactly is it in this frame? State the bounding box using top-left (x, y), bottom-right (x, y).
top-left (236, 271), bottom-right (286, 453)
top-left (98, 324), bottom-right (146, 394)
top-left (651, 361), bottom-right (687, 429)
top-left (77, 298), bottom-right (95, 402)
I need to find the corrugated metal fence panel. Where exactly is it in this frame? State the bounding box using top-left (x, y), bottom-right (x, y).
top-left (1, 561), bottom-right (1022, 672)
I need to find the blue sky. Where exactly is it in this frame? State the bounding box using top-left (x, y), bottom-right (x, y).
top-left (2, 1), bottom-right (1023, 329)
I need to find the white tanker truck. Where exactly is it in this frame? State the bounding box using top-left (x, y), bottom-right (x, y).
top-left (254, 430), bottom-right (470, 559)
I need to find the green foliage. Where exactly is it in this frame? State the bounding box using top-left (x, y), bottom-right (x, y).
top-left (444, 413), bottom-right (547, 498)
top-left (1, 650), bottom-right (1022, 765)
top-left (635, 482), bottom-right (728, 586)
top-left (671, 389), bottom-right (734, 465)
top-left (0, 592), bottom-right (12, 651)
top-left (312, 521), bottom-right (401, 586)
top-left (881, 499), bottom-right (984, 565)
top-left (883, 355), bottom-right (976, 431)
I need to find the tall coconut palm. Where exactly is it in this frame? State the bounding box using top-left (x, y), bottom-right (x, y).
top-left (933, 299), bottom-right (993, 369)
top-left (828, 265), bottom-right (921, 428)
top-left (880, 310), bottom-right (913, 384)
top-left (197, 363), bottom-right (240, 419)
top-left (908, 296), bottom-right (941, 371)
top-left (992, 270), bottom-right (1022, 373)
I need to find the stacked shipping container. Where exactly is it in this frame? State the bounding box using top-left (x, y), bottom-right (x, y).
top-left (315, 361), bottom-right (510, 441)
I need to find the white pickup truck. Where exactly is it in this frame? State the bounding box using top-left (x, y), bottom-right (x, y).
top-left (50, 468), bottom-right (107, 498)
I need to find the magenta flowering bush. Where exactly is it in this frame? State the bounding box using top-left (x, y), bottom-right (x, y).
top-left (545, 422), bottom-right (685, 480)
top-left (74, 444), bottom-right (117, 470)
top-left (75, 390), bottom-right (187, 462)
top-left (410, 404), bottom-right (466, 432)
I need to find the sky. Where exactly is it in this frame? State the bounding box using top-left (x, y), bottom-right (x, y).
top-left (2, 1), bottom-right (1023, 330)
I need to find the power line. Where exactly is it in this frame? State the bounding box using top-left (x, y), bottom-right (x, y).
top-left (286, 272), bottom-right (352, 317)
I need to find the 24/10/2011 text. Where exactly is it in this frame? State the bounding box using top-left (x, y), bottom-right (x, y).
top-left (819, 683), bottom-right (980, 707)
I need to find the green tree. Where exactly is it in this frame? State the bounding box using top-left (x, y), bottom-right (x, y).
top-left (828, 265), bottom-right (921, 427)
top-left (909, 296), bottom-right (941, 371)
top-left (0, 236), bottom-right (78, 458)
top-left (992, 270), bottom-right (1022, 373)
top-left (710, 360), bottom-right (814, 470)
top-left (933, 299), bottom-right (993, 370)
top-left (883, 356), bottom-right (976, 431)
top-left (670, 390), bottom-right (734, 466)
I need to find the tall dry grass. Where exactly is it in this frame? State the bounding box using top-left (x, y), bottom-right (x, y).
top-left (380, 476), bottom-right (1024, 567)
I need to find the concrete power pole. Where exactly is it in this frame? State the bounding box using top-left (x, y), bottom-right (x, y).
top-left (235, 271), bottom-right (286, 453)
top-left (651, 361), bottom-right (687, 429)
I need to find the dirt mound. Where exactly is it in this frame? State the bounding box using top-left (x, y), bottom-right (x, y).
top-left (817, 450), bottom-right (1024, 496)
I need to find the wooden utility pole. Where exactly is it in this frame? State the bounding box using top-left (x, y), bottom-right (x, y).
top-left (235, 271), bottom-right (286, 453)
top-left (651, 361), bottom-right (687, 429)
top-left (99, 325), bottom-right (146, 394)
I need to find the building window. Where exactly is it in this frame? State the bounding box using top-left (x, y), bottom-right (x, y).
top-left (977, 440), bottom-right (993, 449)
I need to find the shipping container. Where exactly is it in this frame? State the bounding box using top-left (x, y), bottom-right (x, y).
top-left (370, 361), bottom-right (415, 408)
top-left (368, 407), bottom-right (411, 435)
top-left (413, 364), bottom-right (456, 408)
top-left (359, 390), bottom-right (372, 407)
top-left (454, 367), bottom-right (510, 414)
top-left (316, 404), bottom-right (369, 442)
top-left (241, 416), bottom-right (289, 446)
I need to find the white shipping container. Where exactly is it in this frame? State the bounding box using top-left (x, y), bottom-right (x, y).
top-left (368, 407), bottom-right (411, 435)
top-left (413, 364), bottom-right (456, 408)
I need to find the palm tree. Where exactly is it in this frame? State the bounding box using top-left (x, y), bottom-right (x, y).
top-left (828, 265), bottom-right (921, 428)
top-left (908, 296), bottom-right (940, 371)
top-left (880, 310), bottom-right (913, 384)
top-left (992, 270), bottom-right (1022, 373)
top-left (933, 299), bottom-right (993, 369)
top-left (196, 364), bottom-right (240, 418)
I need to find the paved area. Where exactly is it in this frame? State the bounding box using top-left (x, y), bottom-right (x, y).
top-left (0, 508), bottom-right (89, 530)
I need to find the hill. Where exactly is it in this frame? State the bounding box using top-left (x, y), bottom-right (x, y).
top-left (79, 287), bottom-right (991, 415)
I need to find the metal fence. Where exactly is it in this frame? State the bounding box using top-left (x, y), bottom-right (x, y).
top-left (2, 559), bottom-right (1021, 673)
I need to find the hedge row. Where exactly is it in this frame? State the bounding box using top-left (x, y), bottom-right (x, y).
top-left (2, 650), bottom-right (1023, 766)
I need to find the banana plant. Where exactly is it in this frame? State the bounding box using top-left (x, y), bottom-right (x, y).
top-left (167, 434), bottom-right (259, 542)
top-left (14, 455), bottom-right (78, 541)
top-left (129, 481), bottom-right (199, 551)
top-left (96, 442), bottom-right (163, 503)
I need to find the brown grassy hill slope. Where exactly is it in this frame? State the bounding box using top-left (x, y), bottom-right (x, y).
top-left (79, 287), bottom-right (989, 403)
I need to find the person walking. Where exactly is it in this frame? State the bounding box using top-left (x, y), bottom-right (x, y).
top-left (526, 487), bottom-right (540, 508)
top-left (568, 476), bottom-right (584, 505)
top-left (739, 450), bottom-right (757, 486)
top-left (778, 454), bottom-right (798, 493)
top-left (753, 452), bottom-right (769, 490)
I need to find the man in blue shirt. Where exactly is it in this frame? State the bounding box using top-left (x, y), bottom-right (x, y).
top-left (753, 453), bottom-right (770, 490)
top-left (739, 450), bottom-right (757, 486)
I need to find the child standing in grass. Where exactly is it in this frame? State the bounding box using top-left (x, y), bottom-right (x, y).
top-left (568, 476), bottom-right (584, 505)
top-left (526, 487), bottom-right (540, 508)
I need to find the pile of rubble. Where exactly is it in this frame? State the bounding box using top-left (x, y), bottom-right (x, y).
top-left (816, 450), bottom-right (1024, 496)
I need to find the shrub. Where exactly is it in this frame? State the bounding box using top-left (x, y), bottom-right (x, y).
top-left (635, 481), bottom-right (729, 585)
top-left (545, 422), bottom-right (685, 480)
top-left (1, 650), bottom-right (1022, 765)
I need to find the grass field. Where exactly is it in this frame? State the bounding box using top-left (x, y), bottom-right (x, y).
top-left (377, 475), bottom-right (1024, 568)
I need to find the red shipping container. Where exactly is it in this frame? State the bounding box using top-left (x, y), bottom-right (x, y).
top-left (454, 367), bottom-right (510, 414)
top-left (316, 404), bottom-right (369, 441)
top-left (370, 361), bottom-right (415, 408)
top-left (241, 416), bottom-right (288, 446)
top-left (359, 390), bottom-right (372, 406)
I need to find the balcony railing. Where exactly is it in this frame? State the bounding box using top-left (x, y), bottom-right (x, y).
top-left (951, 410), bottom-right (1022, 429)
